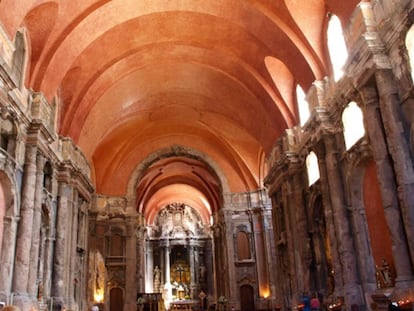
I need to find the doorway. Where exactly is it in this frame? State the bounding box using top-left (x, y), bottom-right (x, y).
top-left (240, 285), bottom-right (254, 311)
top-left (110, 287), bottom-right (123, 311)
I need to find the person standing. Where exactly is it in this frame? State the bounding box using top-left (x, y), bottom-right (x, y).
top-left (310, 294), bottom-right (320, 311)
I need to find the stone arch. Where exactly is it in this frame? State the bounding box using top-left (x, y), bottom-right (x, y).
top-left (126, 145), bottom-right (229, 204)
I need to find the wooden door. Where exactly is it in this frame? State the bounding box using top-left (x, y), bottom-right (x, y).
top-left (240, 285), bottom-right (255, 311)
top-left (110, 287), bottom-right (123, 311)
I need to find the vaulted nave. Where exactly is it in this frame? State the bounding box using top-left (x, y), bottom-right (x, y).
top-left (0, 1), bottom-right (414, 311)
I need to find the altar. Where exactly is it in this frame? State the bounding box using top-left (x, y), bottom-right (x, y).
top-left (170, 300), bottom-right (200, 311)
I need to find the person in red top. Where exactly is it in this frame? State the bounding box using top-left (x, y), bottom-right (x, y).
top-left (310, 294), bottom-right (320, 311)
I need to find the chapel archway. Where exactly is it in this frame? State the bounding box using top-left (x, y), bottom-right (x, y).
top-left (133, 154), bottom-right (222, 308)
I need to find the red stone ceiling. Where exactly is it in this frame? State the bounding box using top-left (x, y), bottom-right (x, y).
top-left (0, 0), bottom-right (360, 215)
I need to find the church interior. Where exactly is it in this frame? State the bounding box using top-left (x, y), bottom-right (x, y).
top-left (0, 1), bottom-right (414, 311)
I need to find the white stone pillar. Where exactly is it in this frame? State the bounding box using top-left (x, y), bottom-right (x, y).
top-left (145, 240), bottom-right (154, 293)
top-left (164, 245), bottom-right (172, 302)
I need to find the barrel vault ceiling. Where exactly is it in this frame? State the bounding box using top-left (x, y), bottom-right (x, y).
top-left (0, 0), bottom-right (360, 218)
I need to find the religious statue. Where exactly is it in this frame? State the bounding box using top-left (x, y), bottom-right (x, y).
top-left (379, 259), bottom-right (393, 287)
top-left (375, 259), bottom-right (393, 288)
top-left (154, 266), bottom-right (161, 282)
top-left (153, 266), bottom-right (161, 292)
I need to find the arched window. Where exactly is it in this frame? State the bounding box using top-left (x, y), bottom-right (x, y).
top-left (405, 25), bottom-right (414, 83)
top-left (327, 14), bottom-right (348, 81)
top-left (12, 30), bottom-right (27, 88)
top-left (0, 117), bottom-right (17, 156)
top-left (43, 162), bottom-right (53, 192)
top-left (342, 101), bottom-right (365, 150)
top-left (237, 231), bottom-right (251, 260)
top-left (296, 85), bottom-right (310, 126)
top-left (306, 151), bottom-right (320, 186)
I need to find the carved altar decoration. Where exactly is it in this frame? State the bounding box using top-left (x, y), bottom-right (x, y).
top-left (150, 203), bottom-right (207, 238)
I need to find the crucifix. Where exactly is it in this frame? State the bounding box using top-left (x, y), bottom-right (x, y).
top-left (176, 264), bottom-right (184, 282)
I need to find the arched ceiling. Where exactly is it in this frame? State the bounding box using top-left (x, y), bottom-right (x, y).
top-left (0, 0), bottom-right (360, 216)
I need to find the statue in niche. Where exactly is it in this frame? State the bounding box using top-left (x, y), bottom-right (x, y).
top-left (376, 259), bottom-right (393, 288)
top-left (154, 266), bottom-right (161, 282)
top-left (153, 266), bottom-right (161, 292)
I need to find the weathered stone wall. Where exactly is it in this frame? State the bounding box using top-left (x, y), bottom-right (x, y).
top-left (265, 1), bottom-right (414, 310)
top-left (0, 27), bottom-right (94, 311)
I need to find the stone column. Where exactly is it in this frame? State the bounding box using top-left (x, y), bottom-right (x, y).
top-left (223, 209), bottom-right (236, 301)
top-left (188, 245), bottom-right (196, 297)
top-left (374, 69), bottom-right (414, 265)
top-left (323, 133), bottom-right (364, 307)
top-left (145, 240), bottom-right (153, 292)
top-left (252, 207), bottom-right (270, 298)
top-left (204, 240), bottom-right (214, 297)
top-left (27, 153), bottom-right (45, 297)
top-left (360, 86), bottom-right (414, 285)
top-left (125, 220), bottom-right (137, 311)
top-left (0, 215), bottom-right (19, 302)
top-left (68, 191), bottom-right (79, 309)
top-left (212, 226), bottom-right (221, 301)
top-left (36, 227), bottom-right (46, 299)
top-left (136, 224), bottom-right (146, 293)
top-left (52, 175), bottom-right (73, 307)
top-left (317, 155), bottom-right (343, 294)
top-left (287, 168), bottom-right (309, 296)
top-left (280, 182), bottom-right (299, 307)
top-left (43, 235), bottom-right (54, 299)
top-left (164, 245), bottom-right (172, 302)
top-left (12, 144), bottom-right (38, 306)
top-left (262, 205), bottom-right (277, 309)
top-left (193, 246), bottom-right (200, 288)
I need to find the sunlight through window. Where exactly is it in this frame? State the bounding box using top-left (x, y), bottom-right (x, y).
top-left (342, 101), bottom-right (365, 150)
top-left (405, 25), bottom-right (414, 83)
top-left (306, 152), bottom-right (320, 186)
top-left (296, 85), bottom-right (310, 126)
top-left (327, 15), bottom-right (348, 81)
